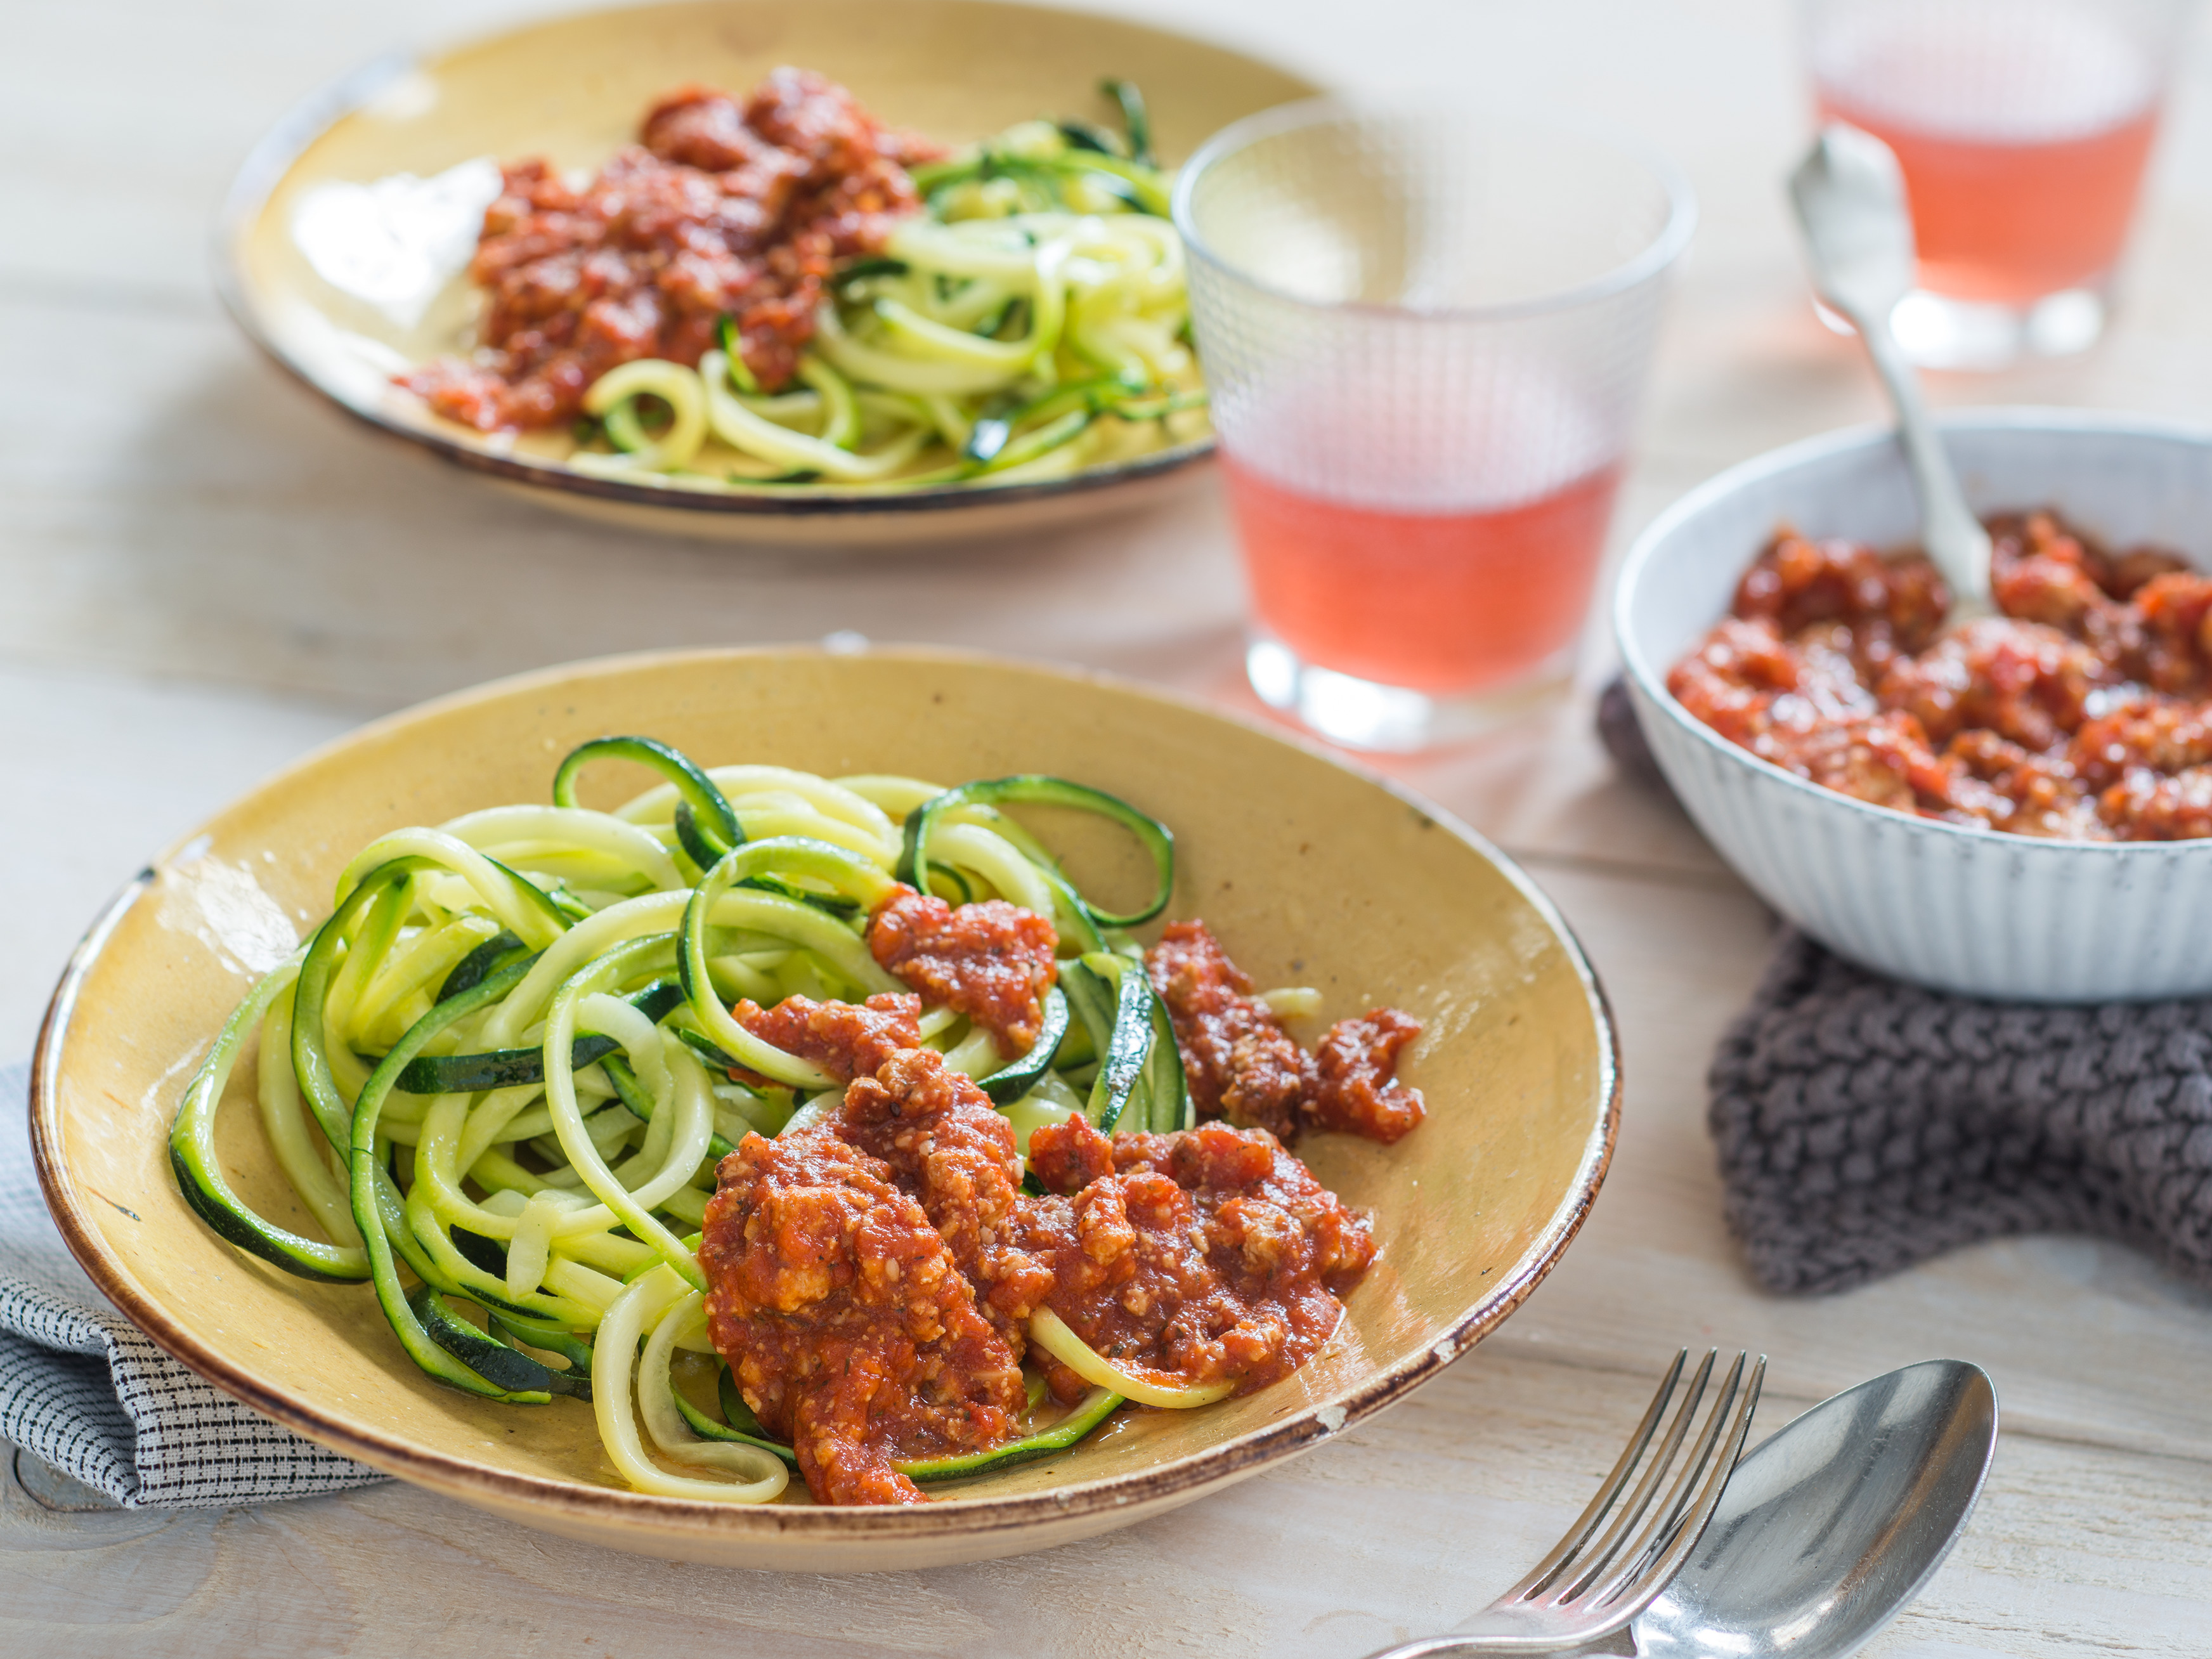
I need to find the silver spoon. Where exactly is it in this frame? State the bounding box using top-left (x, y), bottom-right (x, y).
top-left (1604, 1358), bottom-right (1998, 1659)
top-left (1789, 124), bottom-right (1995, 619)
top-left (1376, 1360), bottom-right (1998, 1658)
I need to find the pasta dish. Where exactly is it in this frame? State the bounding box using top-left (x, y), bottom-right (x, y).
top-left (396, 71), bottom-right (1205, 492)
top-left (171, 738), bottom-right (1426, 1505)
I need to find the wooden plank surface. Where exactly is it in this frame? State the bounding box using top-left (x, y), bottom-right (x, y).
top-left (8, 0), bottom-right (2212, 1653)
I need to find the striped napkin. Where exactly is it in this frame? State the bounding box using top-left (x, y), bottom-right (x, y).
top-left (0, 1064), bottom-right (382, 1507)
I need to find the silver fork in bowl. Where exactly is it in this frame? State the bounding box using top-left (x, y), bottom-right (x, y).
top-left (1363, 1349), bottom-right (1766, 1658)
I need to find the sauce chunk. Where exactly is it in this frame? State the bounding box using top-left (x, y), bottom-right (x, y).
top-left (840, 1047), bottom-right (1056, 1345)
top-left (732, 991), bottom-right (920, 1083)
top-left (1019, 1119), bottom-right (1376, 1400)
top-left (400, 70), bottom-right (940, 430)
top-left (868, 886), bottom-right (1058, 1056)
top-left (699, 1128), bottom-right (1023, 1507)
top-left (1146, 920), bottom-right (1425, 1143)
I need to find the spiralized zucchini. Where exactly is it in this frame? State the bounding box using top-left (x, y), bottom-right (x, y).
top-left (566, 84), bottom-right (1207, 493)
top-left (170, 736), bottom-right (1205, 1500)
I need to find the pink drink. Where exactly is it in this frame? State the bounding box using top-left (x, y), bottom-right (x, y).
top-left (1809, 0), bottom-right (2164, 302)
top-left (1221, 367), bottom-right (1626, 696)
top-left (1225, 460), bottom-right (1622, 695)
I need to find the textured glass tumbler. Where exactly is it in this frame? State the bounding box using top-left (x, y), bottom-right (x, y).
top-left (1801, 0), bottom-right (2192, 369)
top-left (1173, 100), bottom-right (1694, 751)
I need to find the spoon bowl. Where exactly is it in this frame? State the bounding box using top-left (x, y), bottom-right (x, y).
top-left (1634, 1359), bottom-right (1999, 1659)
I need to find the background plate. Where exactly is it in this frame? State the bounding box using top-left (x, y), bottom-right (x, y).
top-left (34, 649), bottom-right (1616, 1570)
top-left (217, 0), bottom-right (1317, 544)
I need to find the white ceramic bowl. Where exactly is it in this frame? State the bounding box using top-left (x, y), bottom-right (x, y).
top-left (1615, 408), bottom-right (2212, 1003)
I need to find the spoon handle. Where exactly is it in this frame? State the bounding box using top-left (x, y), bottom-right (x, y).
top-left (1360, 1632), bottom-right (1636, 1658)
top-left (1853, 308), bottom-right (1994, 618)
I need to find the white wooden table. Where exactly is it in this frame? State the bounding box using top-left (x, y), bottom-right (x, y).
top-left (8, 1), bottom-right (2212, 1652)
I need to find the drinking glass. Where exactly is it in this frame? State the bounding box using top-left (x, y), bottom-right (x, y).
top-left (1173, 100), bottom-right (1693, 751)
top-left (1800, 0), bottom-right (2194, 369)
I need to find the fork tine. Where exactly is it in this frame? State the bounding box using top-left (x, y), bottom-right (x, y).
top-left (1528, 1348), bottom-right (1719, 1604)
top-left (1577, 1353), bottom-right (1765, 1617)
top-left (1556, 1350), bottom-right (1736, 1605)
top-left (1499, 1349), bottom-right (1688, 1601)
top-left (1641, 1351), bottom-right (1755, 1559)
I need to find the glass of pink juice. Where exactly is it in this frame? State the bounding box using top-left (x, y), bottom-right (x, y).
top-left (1801, 0), bottom-right (2190, 368)
top-left (1173, 101), bottom-right (1693, 750)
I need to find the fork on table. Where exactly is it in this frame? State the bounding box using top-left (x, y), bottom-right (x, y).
top-left (1363, 1348), bottom-right (1766, 1659)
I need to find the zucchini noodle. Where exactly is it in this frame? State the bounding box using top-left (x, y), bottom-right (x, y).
top-left (563, 93), bottom-right (1207, 493)
top-left (1029, 1308), bottom-right (1232, 1409)
top-left (171, 735), bottom-right (1195, 1502)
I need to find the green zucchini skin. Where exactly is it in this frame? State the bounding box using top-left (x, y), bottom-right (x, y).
top-left (903, 1387), bottom-right (1124, 1482)
top-left (909, 78), bottom-right (1169, 218)
top-left (672, 801), bottom-right (725, 873)
top-left (960, 372), bottom-right (1150, 473)
top-left (1055, 958), bottom-right (1119, 1122)
top-left (483, 852), bottom-right (583, 940)
top-left (410, 1286), bottom-right (556, 1399)
top-left (1100, 77), bottom-right (1154, 167)
top-left (832, 254), bottom-right (909, 287)
top-left (1094, 956), bottom-right (1157, 1135)
top-left (738, 875), bottom-right (862, 918)
top-left (605, 1050), bottom-right (737, 1161)
top-left (981, 986), bottom-right (1070, 1105)
top-left (167, 1143), bottom-right (365, 1284)
top-left (897, 775), bottom-right (1174, 951)
top-left (673, 1027), bottom-right (741, 1072)
top-left (438, 930), bottom-right (528, 1001)
top-left (491, 1312), bottom-right (594, 1371)
top-left (382, 979), bottom-right (683, 1093)
top-left (488, 1313), bottom-right (594, 1400)
top-left (167, 956), bottom-right (372, 1284)
top-left (1061, 954), bottom-right (1155, 1133)
top-left (552, 736), bottom-right (743, 861)
top-left (687, 1369), bottom-right (1124, 1483)
top-left (450, 1226), bottom-right (507, 1277)
top-left (294, 861), bottom-right (426, 1154)
top-left (1056, 119), bottom-right (1119, 154)
top-left (671, 1367), bottom-right (802, 1467)
top-left (346, 935), bottom-right (566, 1402)
top-left (1143, 989), bottom-right (1195, 1133)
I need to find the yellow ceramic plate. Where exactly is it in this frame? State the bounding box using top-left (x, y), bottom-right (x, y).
top-left (33, 649), bottom-right (1616, 1571)
top-left (216, 0), bottom-right (1315, 545)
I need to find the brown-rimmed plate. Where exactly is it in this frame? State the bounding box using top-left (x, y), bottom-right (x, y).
top-left (216, 0), bottom-right (1316, 545)
top-left (34, 648), bottom-right (1617, 1570)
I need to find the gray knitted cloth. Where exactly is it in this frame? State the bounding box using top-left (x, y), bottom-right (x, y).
top-left (1712, 926), bottom-right (2212, 1295)
top-left (1600, 677), bottom-right (2212, 1296)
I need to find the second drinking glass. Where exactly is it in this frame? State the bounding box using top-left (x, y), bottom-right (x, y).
top-left (1173, 101), bottom-right (1694, 751)
top-left (1801, 0), bottom-right (2192, 368)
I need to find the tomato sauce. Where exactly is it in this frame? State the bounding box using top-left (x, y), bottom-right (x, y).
top-left (839, 1047), bottom-right (1056, 1348)
top-left (731, 991), bottom-right (920, 1083)
top-left (698, 1128), bottom-right (1024, 1508)
top-left (868, 885), bottom-right (1059, 1056)
top-left (699, 908), bottom-right (1422, 1504)
top-left (399, 70), bottom-right (940, 431)
top-left (1669, 514), bottom-right (2212, 840)
top-left (1146, 921), bottom-right (1426, 1144)
top-left (1020, 1117), bottom-right (1376, 1401)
